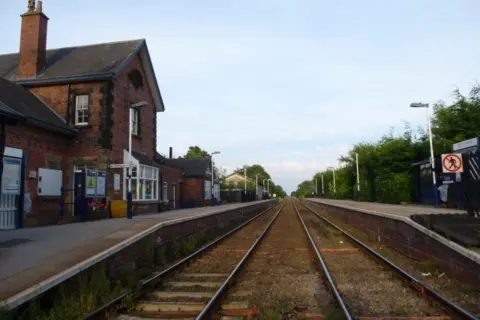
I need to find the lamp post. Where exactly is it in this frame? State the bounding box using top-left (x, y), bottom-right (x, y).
top-left (210, 151), bottom-right (220, 202)
top-left (321, 173), bottom-right (324, 197)
top-left (327, 166), bottom-right (336, 199)
top-left (262, 179), bottom-right (267, 199)
top-left (243, 166), bottom-right (247, 195)
top-left (255, 174), bottom-right (260, 200)
top-left (314, 178), bottom-right (317, 196)
top-left (267, 179), bottom-right (272, 196)
top-left (127, 101), bottom-right (147, 219)
top-left (410, 102), bottom-right (438, 208)
top-left (356, 153), bottom-right (360, 201)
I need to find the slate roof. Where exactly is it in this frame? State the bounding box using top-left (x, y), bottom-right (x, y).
top-left (130, 149), bottom-right (160, 167)
top-left (0, 39), bottom-right (144, 81)
top-left (0, 77), bottom-right (75, 134)
top-left (155, 154), bottom-right (211, 177)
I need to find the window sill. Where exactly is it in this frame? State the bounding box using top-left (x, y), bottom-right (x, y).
top-left (132, 199), bottom-right (160, 205)
top-left (75, 124), bottom-right (92, 129)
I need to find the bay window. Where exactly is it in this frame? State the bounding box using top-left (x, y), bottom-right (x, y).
top-left (125, 164), bottom-right (159, 201)
top-left (204, 180), bottom-right (212, 200)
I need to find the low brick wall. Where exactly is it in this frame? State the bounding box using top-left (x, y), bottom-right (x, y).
top-left (307, 200), bottom-right (480, 289)
top-left (5, 200), bottom-right (277, 318)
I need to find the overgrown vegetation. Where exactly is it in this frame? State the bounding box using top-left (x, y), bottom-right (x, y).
top-left (294, 84), bottom-right (480, 204)
top-left (0, 225), bottom-right (219, 320)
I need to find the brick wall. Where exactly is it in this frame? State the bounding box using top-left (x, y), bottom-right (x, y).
top-left (5, 122), bottom-right (73, 223)
top-left (160, 163), bottom-right (183, 209)
top-left (181, 177), bottom-right (205, 208)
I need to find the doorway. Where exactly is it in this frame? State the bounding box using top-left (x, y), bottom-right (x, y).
top-left (172, 184), bottom-right (176, 209)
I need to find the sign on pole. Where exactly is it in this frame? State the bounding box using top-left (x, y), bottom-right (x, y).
top-left (109, 163), bottom-right (131, 169)
top-left (441, 153), bottom-right (463, 173)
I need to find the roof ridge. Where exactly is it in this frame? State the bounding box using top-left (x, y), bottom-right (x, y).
top-left (0, 38), bottom-right (145, 57)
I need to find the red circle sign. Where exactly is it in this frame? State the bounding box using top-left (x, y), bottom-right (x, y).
top-left (442, 154), bottom-right (463, 172)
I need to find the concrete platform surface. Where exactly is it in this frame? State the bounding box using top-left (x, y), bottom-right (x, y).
top-left (305, 198), bottom-right (480, 265)
top-left (306, 198), bottom-right (465, 218)
top-left (0, 200), bottom-right (273, 308)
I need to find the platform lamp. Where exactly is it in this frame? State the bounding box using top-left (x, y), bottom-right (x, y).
top-left (255, 173), bottom-right (260, 200)
top-left (127, 101), bottom-right (148, 219)
top-left (313, 178), bottom-right (318, 197)
top-left (210, 151), bottom-right (220, 201)
top-left (410, 102), bottom-right (438, 208)
top-left (326, 166), bottom-right (336, 199)
top-left (262, 179), bottom-right (267, 199)
top-left (267, 179), bottom-right (272, 196)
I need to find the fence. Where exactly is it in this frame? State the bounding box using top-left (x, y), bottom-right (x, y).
top-left (220, 189), bottom-right (265, 203)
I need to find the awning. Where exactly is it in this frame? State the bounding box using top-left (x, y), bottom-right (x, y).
top-left (123, 149), bottom-right (160, 167)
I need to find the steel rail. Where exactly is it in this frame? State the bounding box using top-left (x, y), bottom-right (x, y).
top-left (293, 201), bottom-right (353, 320)
top-left (195, 203), bottom-right (284, 319)
top-left (83, 201), bottom-right (280, 320)
top-left (301, 201), bottom-right (478, 320)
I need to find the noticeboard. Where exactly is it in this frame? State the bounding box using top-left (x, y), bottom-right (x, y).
top-left (85, 170), bottom-right (97, 197)
top-left (96, 171), bottom-right (106, 197)
top-left (1, 157), bottom-right (22, 195)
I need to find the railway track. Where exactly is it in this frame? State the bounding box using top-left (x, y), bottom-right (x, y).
top-left (97, 202), bottom-right (284, 320)
top-left (294, 200), bottom-right (478, 320)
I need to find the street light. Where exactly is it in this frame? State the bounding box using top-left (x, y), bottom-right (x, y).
top-left (262, 179), bottom-right (267, 199)
top-left (321, 173), bottom-right (324, 196)
top-left (327, 166), bottom-right (336, 199)
top-left (356, 153), bottom-right (360, 201)
top-left (255, 173), bottom-right (260, 200)
top-left (210, 151), bottom-right (220, 201)
top-left (243, 166), bottom-right (247, 195)
top-left (267, 179), bottom-right (272, 196)
top-left (410, 102), bottom-right (438, 208)
top-left (127, 101), bottom-right (148, 219)
top-left (313, 178), bottom-right (317, 196)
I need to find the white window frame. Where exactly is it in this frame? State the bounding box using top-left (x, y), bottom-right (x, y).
top-left (131, 108), bottom-right (139, 136)
top-left (123, 164), bottom-right (159, 201)
top-left (163, 181), bottom-right (168, 202)
top-left (75, 94), bottom-right (89, 126)
top-left (204, 180), bottom-right (212, 200)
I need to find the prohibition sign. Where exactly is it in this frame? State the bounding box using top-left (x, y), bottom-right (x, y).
top-left (442, 153), bottom-right (463, 173)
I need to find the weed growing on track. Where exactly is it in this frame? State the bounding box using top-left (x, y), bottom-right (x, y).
top-left (418, 259), bottom-right (437, 274)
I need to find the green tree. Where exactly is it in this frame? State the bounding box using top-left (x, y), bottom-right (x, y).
top-left (183, 146), bottom-right (209, 159)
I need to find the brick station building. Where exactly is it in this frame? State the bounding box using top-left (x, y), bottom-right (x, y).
top-left (0, 1), bottom-right (166, 227)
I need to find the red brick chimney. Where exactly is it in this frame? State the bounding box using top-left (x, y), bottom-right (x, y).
top-left (18, 0), bottom-right (49, 78)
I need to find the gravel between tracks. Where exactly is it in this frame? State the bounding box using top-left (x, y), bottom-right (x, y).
top-left (228, 200), bottom-right (335, 318)
top-left (174, 204), bottom-right (280, 275)
top-left (298, 204), bottom-right (447, 317)
top-left (303, 202), bottom-right (480, 315)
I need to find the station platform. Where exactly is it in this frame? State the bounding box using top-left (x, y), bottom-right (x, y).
top-left (305, 198), bottom-right (480, 264)
top-left (306, 198), bottom-right (466, 218)
top-left (0, 200), bottom-right (273, 309)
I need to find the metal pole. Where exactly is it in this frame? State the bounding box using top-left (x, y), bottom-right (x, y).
top-left (127, 108), bottom-right (133, 219)
top-left (321, 174), bottom-right (324, 196)
top-left (356, 153), bottom-right (360, 201)
top-left (333, 169), bottom-right (336, 199)
top-left (267, 179), bottom-right (270, 195)
top-left (244, 166), bottom-right (247, 195)
top-left (211, 155), bottom-right (214, 201)
top-left (255, 174), bottom-right (258, 200)
top-left (314, 178), bottom-right (317, 196)
top-left (426, 106), bottom-right (438, 208)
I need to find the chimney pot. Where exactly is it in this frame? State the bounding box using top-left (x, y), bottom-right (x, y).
top-left (27, 0), bottom-right (35, 12)
top-left (36, 1), bottom-right (43, 12)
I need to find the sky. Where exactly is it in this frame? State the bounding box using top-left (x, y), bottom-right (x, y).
top-left (2, 1), bottom-right (479, 193)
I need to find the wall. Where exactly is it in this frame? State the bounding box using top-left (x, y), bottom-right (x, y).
top-left (307, 200), bottom-right (480, 289)
top-left (5, 122), bottom-right (72, 224)
top-left (160, 163), bottom-right (183, 209)
top-left (181, 177), bottom-right (204, 208)
top-left (110, 53), bottom-right (158, 212)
